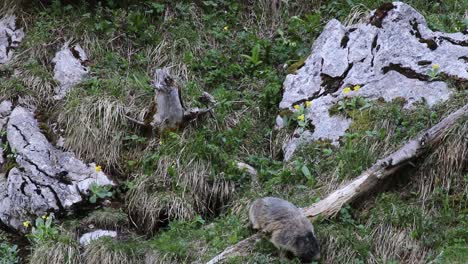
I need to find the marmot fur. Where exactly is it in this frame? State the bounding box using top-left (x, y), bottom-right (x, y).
top-left (249, 197), bottom-right (320, 262)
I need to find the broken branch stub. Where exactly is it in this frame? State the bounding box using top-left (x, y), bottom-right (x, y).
top-left (206, 103), bottom-right (468, 264)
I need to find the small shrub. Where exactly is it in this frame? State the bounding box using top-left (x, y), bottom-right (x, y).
top-left (427, 64), bottom-right (440, 80)
top-left (241, 43), bottom-right (263, 67)
top-left (89, 183), bottom-right (113, 204)
top-left (26, 214), bottom-right (59, 244)
top-left (0, 243), bottom-right (19, 264)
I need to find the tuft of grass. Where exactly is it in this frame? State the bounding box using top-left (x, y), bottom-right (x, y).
top-left (28, 239), bottom-right (81, 264)
top-left (126, 157), bottom-right (235, 234)
top-left (82, 208), bottom-right (129, 231)
top-left (148, 214), bottom-right (250, 262)
top-left (56, 96), bottom-right (128, 170)
top-left (82, 237), bottom-right (146, 264)
top-left (417, 120), bottom-right (468, 203)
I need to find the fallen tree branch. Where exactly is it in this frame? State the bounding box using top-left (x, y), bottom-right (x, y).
top-left (206, 103), bottom-right (468, 264)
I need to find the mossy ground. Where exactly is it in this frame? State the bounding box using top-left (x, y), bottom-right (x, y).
top-left (0, 0), bottom-right (467, 263)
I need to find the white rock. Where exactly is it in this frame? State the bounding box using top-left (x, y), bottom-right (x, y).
top-left (52, 44), bottom-right (89, 99)
top-left (79, 230), bottom-right (117, 246)
top-left (0, 15), bottom-right (24, 64)
top-left (0, 103), bottom-right (114, 231)
top-left (280, 2), bottom-right (467, 159)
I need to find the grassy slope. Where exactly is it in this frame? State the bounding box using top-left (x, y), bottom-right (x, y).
top-left (0, 0), bottom-right (466, 263)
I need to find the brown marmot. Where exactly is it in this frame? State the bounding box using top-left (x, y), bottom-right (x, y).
top-left (249, 197), bottom-right (320, 263)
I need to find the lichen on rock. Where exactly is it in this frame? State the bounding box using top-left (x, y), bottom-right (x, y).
top-left (280, 2), bottom-right (467, 160)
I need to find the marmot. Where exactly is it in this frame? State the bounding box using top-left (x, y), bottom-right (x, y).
top-left (249, 197), bottom-right (320, 263)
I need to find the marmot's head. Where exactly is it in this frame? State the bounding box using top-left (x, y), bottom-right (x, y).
top-left (292, 231), bottom-right (320, 263)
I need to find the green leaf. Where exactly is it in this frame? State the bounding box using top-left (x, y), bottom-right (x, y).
top-left (301, 165), bottom-right (312, 179)
top-left (240, 54), bottom-right (252, 61)
top-left (90, 195), bottom-right (97, 204)
top-left (252, 43), bottom-right (261, 64)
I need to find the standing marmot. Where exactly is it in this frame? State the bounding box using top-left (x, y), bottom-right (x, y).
top-left (249, 197), bottom-right (320, 262)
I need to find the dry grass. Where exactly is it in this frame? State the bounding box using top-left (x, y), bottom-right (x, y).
top-left (56, 96), bottom-right (128, 170)
top-left (417, 119), bottom-right (468, 204)
top-left (344, 4), bottom-right (371, 26)
top-left (126, 157), bottom-right (235, 234)
top-left (317, 223), bottom-right (428, 264)
top-left (29, 240), bottom-right (81, 264)
top-left (82, 208), bottom-right (130, 231)
top-left (0, 1), bottom-right (20, 15)
top-left (367, 224), bottom-right (428, 264)
top-left (82, 239), bottom-right (143, 264)
top-left (13, 66), bottom-right (56, 104)
top-left (143, 249), bottom-right (180, 264)
top-left (317, 233), bottom-right (361, 264)
top-left (238, 0), bottom-right (323, 39)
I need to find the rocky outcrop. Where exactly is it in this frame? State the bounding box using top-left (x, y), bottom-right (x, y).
top-left (280, 2), bottom-right (467, 160)
top-left (52, 44), bottom-right (89, 99)
top-left (0, 102), bottom-right (113, 231)
top-left (0, 15), bottom-right (24, 64)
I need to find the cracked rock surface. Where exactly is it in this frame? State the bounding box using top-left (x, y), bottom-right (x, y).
top-left (0, 102), bottom-right (113, 231)
top-left (52, 44), bottom-right (89, 99)
top-left (280, 2), bottom-right (467, 160)
top-left (0, 15), bottom-right (24, 64)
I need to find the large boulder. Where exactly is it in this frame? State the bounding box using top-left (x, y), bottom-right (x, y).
top-left (280, 2), bottom-right (467, 160)
top-left (0, 15), bottom-right (24, 64)
top-left (0, 102), bottom-right (113, 231)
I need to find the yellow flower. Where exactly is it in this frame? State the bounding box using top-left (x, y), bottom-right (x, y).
top-left (297, 114), bottom-right (305, 121)
top-left (223, 26), bottom-right (229, 31)
top-left (46, 216), bottom-right (50, 220)
top-left (95, 165), bottom-right (102, 172)
top-left (23, 221), bottom-right (30, 228)
top-left (343, 87), bottom-right (351, 94)
top-left (42, 215), bottom-right (46, 219)
top-left (293, 105), bottom-right (301, 110)
top-left (305, 101), bottom-right (312, 108)
top-left (432, 64), bottom-right (440, 69)
top-left (353, 85), bottom-right (361, 91)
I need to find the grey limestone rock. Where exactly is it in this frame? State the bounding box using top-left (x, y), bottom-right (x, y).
top-left (52, 44), bottom-right (89, 99)
top-left (0, 103), bottom-right (113, 231)
top-left (0, 15), bottom-right (24, 64)
top-left (280, 2), bottom-right (467, 160)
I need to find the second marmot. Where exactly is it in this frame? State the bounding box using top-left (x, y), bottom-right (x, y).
top-left (249, 197), bottom-right (320, 263)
